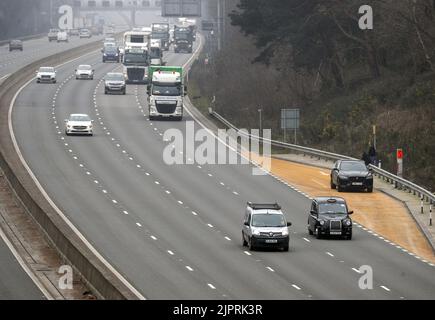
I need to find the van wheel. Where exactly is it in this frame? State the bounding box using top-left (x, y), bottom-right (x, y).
top-left (283, 245), bottom-right (289, 252)
top-left (248, 237), bottom-right (255, 251)
top-left (315, 228), bottom-right (322, 239)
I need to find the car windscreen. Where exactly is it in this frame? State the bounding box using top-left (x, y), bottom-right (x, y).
top-left (340, 161), bottom-right (367, 171)
top-left (152, 84), bottom-right (181, 96)
top-left (78, 65), bottom-right (91, 70)
top-left (251, 214), bottom-right (286, 227)
top-left (69, 115), bottom-right (90, 121)
top-left (105, 74), bottom-right (124, 81)
top-left (104, 47), bottom-right (118, 53)
top-left (319, 203), bottom-right (347, 215)
top-left (175, 33), bottom-right (190, 40)
top-left (124, 53), bottom-right (147, 63)
top-left (39, 68), bottom-right (54, 72)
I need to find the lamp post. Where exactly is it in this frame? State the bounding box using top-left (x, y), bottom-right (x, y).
top-left (258, 108), bottom-right (263, 138)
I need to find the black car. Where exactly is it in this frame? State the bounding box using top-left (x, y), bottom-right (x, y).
top-left (102, 46), bottom-right (120, 63)
top-left (308, 197), bottom-right (353, 240)
top-left (9, 40), bottom-right (23, 51)
top-left (330, 160), bottom-right (373, 192)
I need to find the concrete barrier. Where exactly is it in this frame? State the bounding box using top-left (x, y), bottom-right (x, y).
top-left (0, 38), bottom-right (141, 300)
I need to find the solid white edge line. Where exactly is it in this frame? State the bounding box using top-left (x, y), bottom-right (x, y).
top-left (0, 73), bottom-right (11, 82)
top-left (8, 49), bottom-right (145, 300)
top-left (0, 225), bottom-right (53, 299)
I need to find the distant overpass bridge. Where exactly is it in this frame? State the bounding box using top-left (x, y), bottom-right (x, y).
top-left (70, 0), bottom-right (161, 10)
top-left (66, 0), bottom-right (162, 26)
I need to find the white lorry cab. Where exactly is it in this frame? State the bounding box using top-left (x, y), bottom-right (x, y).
top-left (149, 39), bottom-right (164, 66)
top-left (122, 31), bottom-right (150, 83)
top-left (147, 66), bottom-right (186, 120)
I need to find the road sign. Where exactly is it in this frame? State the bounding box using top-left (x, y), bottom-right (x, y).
top-left (281, 109), bottom-right (300, 144)
top-left (397, 148), bottom-right (403, 160)
top-left (397, 148), bottom-right (403, 177)
top-left (281, 109), bottom-right (299, 129)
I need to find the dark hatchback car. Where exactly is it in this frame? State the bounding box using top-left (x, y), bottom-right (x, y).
top-left (102, 46), bottom-right (120, 63)
top-left (9, 40), bottom-right (23, 51)
top-left (308, 197), bottom-right (353, 240)
top-left (330, 160), bottom-right (373, 192)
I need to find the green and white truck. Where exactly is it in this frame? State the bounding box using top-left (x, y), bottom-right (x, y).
top-left (147, 66), bottom-right (187, 120)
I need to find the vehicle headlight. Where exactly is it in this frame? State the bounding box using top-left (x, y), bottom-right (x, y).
top-left (89, 125), bottom-right (93, 129)
top-left (343, 219), bottom-right (352, 226)
top-left (67, 125), bottom-right (71, 128)
top-left (103, 53), bottom-right (107, 56)
top-left (367, 173), bottom-right (373, 178)
top-left (282, 228), bottom-right (289, 236)
top-left (188, 44), bottom-right (192, 47)
top-left (339, 175), bottom-right (349, 180)
top-left (252, 229), bottom-right (260, 236)
top-left (319, 220), bottom-right (325, 226)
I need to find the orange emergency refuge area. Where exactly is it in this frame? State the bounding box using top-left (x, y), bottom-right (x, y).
top-left (249, 153), bottom-right (435, 263)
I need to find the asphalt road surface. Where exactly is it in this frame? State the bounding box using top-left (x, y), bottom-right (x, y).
top-left (11, 32), bottom-right (435, 299)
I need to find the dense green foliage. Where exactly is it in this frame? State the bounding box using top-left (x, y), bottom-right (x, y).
top-left (191, 0), bottom-right (435, 190)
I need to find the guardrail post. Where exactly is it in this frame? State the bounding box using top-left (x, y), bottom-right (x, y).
top-left (421, 195), bottom-right (424, 214)
top-left (430, 204), bottom-right (432, 226)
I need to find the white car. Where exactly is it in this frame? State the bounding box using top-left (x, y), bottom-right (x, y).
top-left (57, 31), bottom-right (69, 42)
top-left (65, 114), bottom-right (93, 136)
top-left (79, 29), bottom-right (92, 38)
top-left (36, 67), bottom-right (56, 83)
top-left (75, 65), bottom-right (94, 80)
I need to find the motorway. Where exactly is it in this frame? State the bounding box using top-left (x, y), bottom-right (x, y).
top-left (9, 21), bottom-right (435, 299)
top-left (0, 11), bottom-right (130, 300)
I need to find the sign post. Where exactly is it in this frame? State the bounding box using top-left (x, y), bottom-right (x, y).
top-left (397, 148), bottom-right (403, 177)
top-left (281, 109), bottom-right (300, 144)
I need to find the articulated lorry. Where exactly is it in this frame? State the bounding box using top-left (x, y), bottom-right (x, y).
top-left (122, 31), bottom-right (150, 83)
top-left (147, 66), bottom-right (186, 120)
top-left (173, 25), bottom-right (194, 53)
top-left (151, 23), bottom-right (170, 51)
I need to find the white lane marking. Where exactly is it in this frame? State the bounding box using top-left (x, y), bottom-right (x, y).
top-left (244, 251), bottom-right (251, 256)
top-left (191, 211), bottom-right (198, 216)
top-left (319, 171), bottom-right (329, 176)
top-left (177, 200), bottom-right (183, 205)
top-left (150, 236), bottom-right (157, 240)
top-left (167, 250), bottom-right (174, 255)
top-left (136, 223), bottom-right (142, 227)
top-left (352, 268), bottom-right (361, 274)
top-left (0, 225), bottom-right (53, 300)
top-left (123, 211), bottom-right (129, 215)
top-left (303, 237), bottom-right (310, 243)
top-left (207, 283), bottom-right (216, 290)
top-left (224, 236), bottom-right (231, 241)
top-left (326, 252), bottom-right (334, 257)
top-left (207, 224), bottom-right (213, 228)
top-left (102, 190), bottom-right (107, 194)
top-left (292, 284), bottom-right (301, 290)
top-left (380, 285), bottom-right (391, 292)
top-left (154, 181), bottom-right (159, 185)
top-left (0, 73), bottom-right (11, 82)
top-left (185, 266), bottom-right (194, 272)
top-left (266, 266), bottom-right (275, 272)
top-left (112, 199), bottom-right (117, 204)
top-left (233, 191), bottom-right (239, 195)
